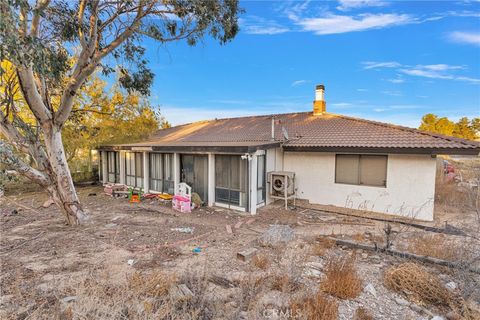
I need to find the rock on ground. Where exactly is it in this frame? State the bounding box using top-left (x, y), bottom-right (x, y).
top-left (258, 225), bottom-right (294, 248)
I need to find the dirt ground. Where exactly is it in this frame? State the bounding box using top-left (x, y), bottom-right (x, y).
top-left (1, 181), bottom-right (479, 319)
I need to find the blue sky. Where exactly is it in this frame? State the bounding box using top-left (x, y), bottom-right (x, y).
top-left (143, 0), bottom-right (480, 128)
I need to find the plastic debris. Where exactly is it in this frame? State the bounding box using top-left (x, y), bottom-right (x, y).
top-left (192, 247), bottom-right (202, 253)
top-left (127, 259), bottom-right (135, 266)
top-left (171, 227), bottom-right (194, 234)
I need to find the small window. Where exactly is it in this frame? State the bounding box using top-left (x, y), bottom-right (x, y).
top-left (335, 154), bottom-right (387, 187)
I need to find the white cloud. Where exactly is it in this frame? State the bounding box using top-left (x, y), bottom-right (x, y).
top-left (399, 65), bottom-right (479, 83)
top-left (357, 88), bottom-right (368, 92)
top-left (239, 16), bottom-right (289, 35)
top-left (362, 61), bottom-right (480, 84)
top-left (382, 90), bottom-right (402, 97)
top-left (362, 61), bottom-right (401, 69)
top-left (447, 31), bottom-right (480, 46)
top-left (337, 0), bottom-right (387, 11)
top-left (294, 13), bottom-right (416, 35)
top-left (291, 79), bottom-right (309, 87)
top-left (387, 78), bottom-right (405, 83)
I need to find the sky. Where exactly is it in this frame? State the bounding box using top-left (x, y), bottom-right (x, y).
top-left (142, 0), bottom-right (480, 128)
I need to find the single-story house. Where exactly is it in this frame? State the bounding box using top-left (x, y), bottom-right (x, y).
top-left (98, 85), bottom-right (480, 221)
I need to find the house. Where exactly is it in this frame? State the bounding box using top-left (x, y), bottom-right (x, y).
top-left (98, 85), bottom-right (480, 221)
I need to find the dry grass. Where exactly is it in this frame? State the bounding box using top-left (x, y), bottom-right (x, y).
top-left (290, 292), bottom-right (338, 320)
top-left (354, 307), bottom-right (373, 320)
top-left (270, 273), bottom-right (299, 293)
top-left (310, 236), bottom-right (336, 256)
top-left (407, 233), bottom-right (461, 261)
top-left (251, 254), bottom-right (270, 270)
top-left (320, 254), bottom-right (362, 299)
top-left (384, 262), bottom-right (478, 319)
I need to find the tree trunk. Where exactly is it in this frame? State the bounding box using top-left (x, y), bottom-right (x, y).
top-left (43, 126), bottom-right (88, 225)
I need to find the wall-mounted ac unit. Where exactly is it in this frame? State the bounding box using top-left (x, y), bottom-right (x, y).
top-left (268, 171), bottom-right (296, 209)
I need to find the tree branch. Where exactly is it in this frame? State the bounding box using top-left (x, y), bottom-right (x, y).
top-left (0, 140), bottom-right (50, 186)
top-left (30, 0), bottom-right (51, 37)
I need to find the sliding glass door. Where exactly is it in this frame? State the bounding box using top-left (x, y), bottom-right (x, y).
top-left (215, 155), bottom-right (248, 209)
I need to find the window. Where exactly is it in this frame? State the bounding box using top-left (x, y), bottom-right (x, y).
top-left (107, 151), bottom-right (120, 183)
top-left (125, 152), bottom-right (143, 188)
top-left (257, 155), bottom-right (266, 204)
top-left (150, 153), bottom-right (174, 194)
top-left (335, 154), bottom-right (387, 187)
top-left (215, 155), bottom-right (248, 208)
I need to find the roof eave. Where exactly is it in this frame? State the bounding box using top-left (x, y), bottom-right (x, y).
top-left (96, 142), bottom-right (281, 153)
top-left (282, 146), bottom-right (480, 156)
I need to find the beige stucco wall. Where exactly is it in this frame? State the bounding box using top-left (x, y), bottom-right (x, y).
top-left (282, 152), bottom-right (437, 221)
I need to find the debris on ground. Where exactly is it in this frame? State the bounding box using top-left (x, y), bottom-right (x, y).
top-left (127, 259), bottom-right (135, 266)
top-left (226, 224), bottom-right (233, 234)
top-left (237, 248), bottom-right (258, 261)
top-left (257, 224), bottom-right (294, 247)
top-left (171, 227), bottom-right (194, 234)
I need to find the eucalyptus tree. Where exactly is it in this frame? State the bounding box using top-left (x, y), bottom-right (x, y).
top-left (0, 0), bottom-right (241, 225)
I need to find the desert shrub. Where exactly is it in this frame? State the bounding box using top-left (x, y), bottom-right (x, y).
top-left (270, 273), bottom-right (299, 293)
top-left (320, 254), bottom-right (362, 299)
top-left (311, 237), bottom-right (336, 256)
top-left (407, 234), bottom-right (461, 261)
top-left (384, 262), bottom-right (471, 317)
top-left (290, 292), bottom-right (338, 320)
top-left (354, 307), bottom-right (373, 320)
top-left (251, 254), bottom-right (269, 270)
top-left (128, 271), bottom-right (176, 297)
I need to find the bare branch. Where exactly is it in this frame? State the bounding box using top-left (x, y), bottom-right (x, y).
top-left (0, 140), bottom-right (50, 186)
top-left (30, 0), bottom-right (51, 37)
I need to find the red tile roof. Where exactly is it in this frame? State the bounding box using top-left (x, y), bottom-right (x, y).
top-left (109, 112), bottom-right (480, 154)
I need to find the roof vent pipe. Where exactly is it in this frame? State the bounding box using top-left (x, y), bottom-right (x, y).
top-left (271, 116), bottom-right (275, 141)
top-left (313, 84), bottom-right (326, 115)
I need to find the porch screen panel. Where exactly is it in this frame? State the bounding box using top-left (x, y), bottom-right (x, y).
top-left (257, 155), bottom-right (266, 204)
top-left (107, 152), bottom-right (119, 183)
top-left (215, 155), bottom-right (230, 203)
top-left (335, 155), bottom-right (360, 185)
top-left (359, 155), bottom-right (387, 187)
top-left (149, 153), bottom-right (163, 192)
top-left (135, 153), bottom-right (144, 187)
top-left (163, 154), bottom-right (174, 194)
top-left (125, 152), bottom-right (143, 188)
top-left (215, 155), bottom-right (248, 208)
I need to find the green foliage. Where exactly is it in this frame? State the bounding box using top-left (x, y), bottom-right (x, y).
top-left (62, 76), bottom-right (164, 163)
top-left (1, 0), bottom-right (242, 94)
top-left (419, 114), bottom-right (479, 140)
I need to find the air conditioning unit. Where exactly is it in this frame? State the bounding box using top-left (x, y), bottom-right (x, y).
top-left (268, 171), bottom-right (296, 209)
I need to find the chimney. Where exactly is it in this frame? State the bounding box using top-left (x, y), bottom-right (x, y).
top-left (313, 84), bottom-right (326, 115)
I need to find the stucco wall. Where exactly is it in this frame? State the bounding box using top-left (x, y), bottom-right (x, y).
top-left (282, 152), bottom-right (437, 221)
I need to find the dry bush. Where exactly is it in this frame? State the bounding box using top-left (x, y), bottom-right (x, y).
top-left (320, 254), bottom-right (362, 299)
top-left (251, 254), bottom-right (270, 270)
top-left (354, 307), bottom-right (373, 320)
top-left (310, 236), bottom-right (336, 256)
top-left (407, 234), bottom-right (461, 261)
top-left (384, 262), bottom-right (475, 318)
top-left (235, 276), bottom-right (268, 314)
top-left (290, 292), bottom-right (338, 320)
top-left (64, 268), bottom-right (220, 319)
top-left (128, 271), bottom-right (176, 297)
top-left (270, 273), bottom-right (299, 293)
top-left (435, 181), bottom-right (469, 207)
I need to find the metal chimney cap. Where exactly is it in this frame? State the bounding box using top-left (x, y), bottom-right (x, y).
top-left (316, 84), bottom-right (325, 90)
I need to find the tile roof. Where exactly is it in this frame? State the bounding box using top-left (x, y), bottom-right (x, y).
top-left (109, 111), bottom-right (480, 154)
